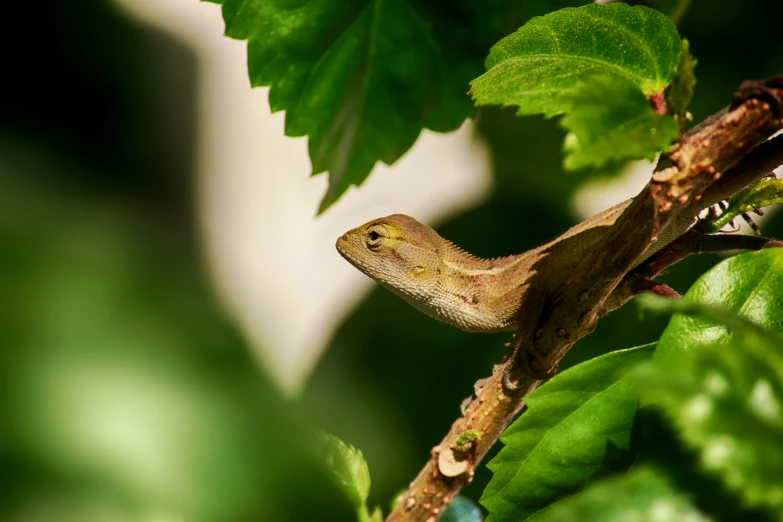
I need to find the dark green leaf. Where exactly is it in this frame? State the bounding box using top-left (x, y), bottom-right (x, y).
top-left (481, 344), bottom-right (654, 522)
top-left (209, 0), bottom-right (542, 211)
top-left (471, 3), bottom-right (681, 117)
top-left (560, 75), bottom-right (679, 170)
top-left (530, 468), bottom-right (710, 522)
top-left (639, 249), bottom-right (783, 517)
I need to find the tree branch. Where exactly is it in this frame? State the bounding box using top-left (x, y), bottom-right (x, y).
top-left (605, 230), bottom-right (783, 312)
top-left (385, 79), bottom-right (783, 522)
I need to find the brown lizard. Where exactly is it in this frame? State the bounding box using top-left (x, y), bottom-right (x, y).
top-left (336, 79), bottom-right (783, 391)
top-left (336, 79), bottom-right (783, 387)
top-left (340, 156), bottom-right (783, 388)
top-left (336, 198), bottom-right (699, 388)
top-left (336, 202), bottom-right (637, 334)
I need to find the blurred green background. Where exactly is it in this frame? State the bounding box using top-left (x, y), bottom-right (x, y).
top-left (1, 1), bottom-right (782, 520)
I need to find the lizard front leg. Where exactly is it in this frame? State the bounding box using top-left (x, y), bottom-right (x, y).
top-left (502, 284), bottom-right (556, 391)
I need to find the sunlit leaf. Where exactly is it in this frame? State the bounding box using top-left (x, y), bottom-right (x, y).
top-left (471, 3), bottom-right (680, 117)
top-left (481, 344), bottom-right (654, 521)
top-left (560, 75), bottom-right (679, 170)
top-left (652, 248), bottom-right (783, 355)
top-left (638, 249), bottom-right (783, 517)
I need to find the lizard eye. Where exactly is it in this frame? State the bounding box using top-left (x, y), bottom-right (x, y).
top-left (365, 225), bottom-right (386, 250)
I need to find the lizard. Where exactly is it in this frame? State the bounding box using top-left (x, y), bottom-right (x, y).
top-left (335, 77), bottom-right (783, 391)
top-left (336, 198), bottom-right (694, 390)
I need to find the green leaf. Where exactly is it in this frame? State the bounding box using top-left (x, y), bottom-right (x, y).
top-left (666, 38), bottom-right (697, 128)
top-left (697, 177), bottom-right (783, 233)
top-left (209, 0), bottom-right (547, 211)
top-left (560, 75), bottom-right (679, 170)
top-left (654, 248), bottom-right (783, 358)
top-left (481, 344), bottom-right (655, 522)
top-left (530, 468), bottom-right (710, 522)
top-left (639, 249), bottom-right (783, 517)
top-left (637, 294), bottom-right (783, 345)
top-left (471, 3), bottom-right (681, 117)
top-left (317, 431), bottom-right (377, 521)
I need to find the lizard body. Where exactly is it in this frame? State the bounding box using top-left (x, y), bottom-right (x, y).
top-left (336, 199), bottom-right (694, 333)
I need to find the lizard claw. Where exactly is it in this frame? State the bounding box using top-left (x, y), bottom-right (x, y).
top-left (741, 212), bottom-right (762, 235)
top-left (525, 348), bottom-right (559, 381)
top-left (730, 75), bottom-right (783, 119)
top-left (501, 346), bottom-right (557, 393)
top-left (502, 373), bottom-right (518, 392)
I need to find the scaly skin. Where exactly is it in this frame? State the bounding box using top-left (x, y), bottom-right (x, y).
top-left (335, 188), bottom-right (733, 335)
top-left (336, 200), bottom-right (691, 333)
top-left (338, 79), bottom-right (783, 336)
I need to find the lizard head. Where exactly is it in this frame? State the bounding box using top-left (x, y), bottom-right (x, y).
top-left (336, 214), bottom-right (443, 300)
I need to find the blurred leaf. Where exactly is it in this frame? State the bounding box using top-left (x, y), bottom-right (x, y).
top-left (638, 249), bottom-right (783, 517)
top-left (666, 38), bottom-right (697, 128)
top-left (560, 75), bottom-right (679, 170)
top-left (0, 155), bottom-right (354, 522)
top-left (631, 406), bottom-right (775, 522)
top-left (370, 507), bottom-right (383, 522)
top-left (637, 295), bottom-right (783, 344)
top-left (208, 0), bottom-right (531, 211)
top-left (481, 344), bottom-right (654, 521)
top-left (442, 496), bottom-right (483, 522)
top-left (643, 333), bottom-right (783, 516)
top-left (317, 432), bottom-right (372, 512)
top-left (471, 3), bottom-right (680, 117)
top-left (697, 177), bottom-right (783, 233)
top-left (530, 468), bottom-right (709, 522)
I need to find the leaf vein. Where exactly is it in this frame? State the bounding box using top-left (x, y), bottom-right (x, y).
top-left (495, 377), bottom-right (631, 499)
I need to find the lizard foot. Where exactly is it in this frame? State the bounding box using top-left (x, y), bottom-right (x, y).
top-left (525, 347), bottom-right (559, 381)
top-left (501, 347), bottom-right (558, 392)
top-left (731, 75), bottom-right (783, 118)
top-left (741, 211), bottom-right (762, 235)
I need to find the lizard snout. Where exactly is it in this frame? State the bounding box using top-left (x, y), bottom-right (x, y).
top-left (335, 232), bottom-right (353, 256)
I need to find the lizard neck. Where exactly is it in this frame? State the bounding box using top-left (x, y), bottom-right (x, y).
top-left (419, 243), bottom-right (535, 333)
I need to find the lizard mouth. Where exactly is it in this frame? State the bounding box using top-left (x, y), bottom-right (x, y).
top-left (335, 234), bottom-right (351, 259)
top-left (335, 234), bottom-right (368, 272)
top-left (336, 236), bottom-right (386, 285)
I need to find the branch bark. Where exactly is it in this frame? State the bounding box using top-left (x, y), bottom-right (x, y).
top-left (385, 82), bottom-right (783, 522)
